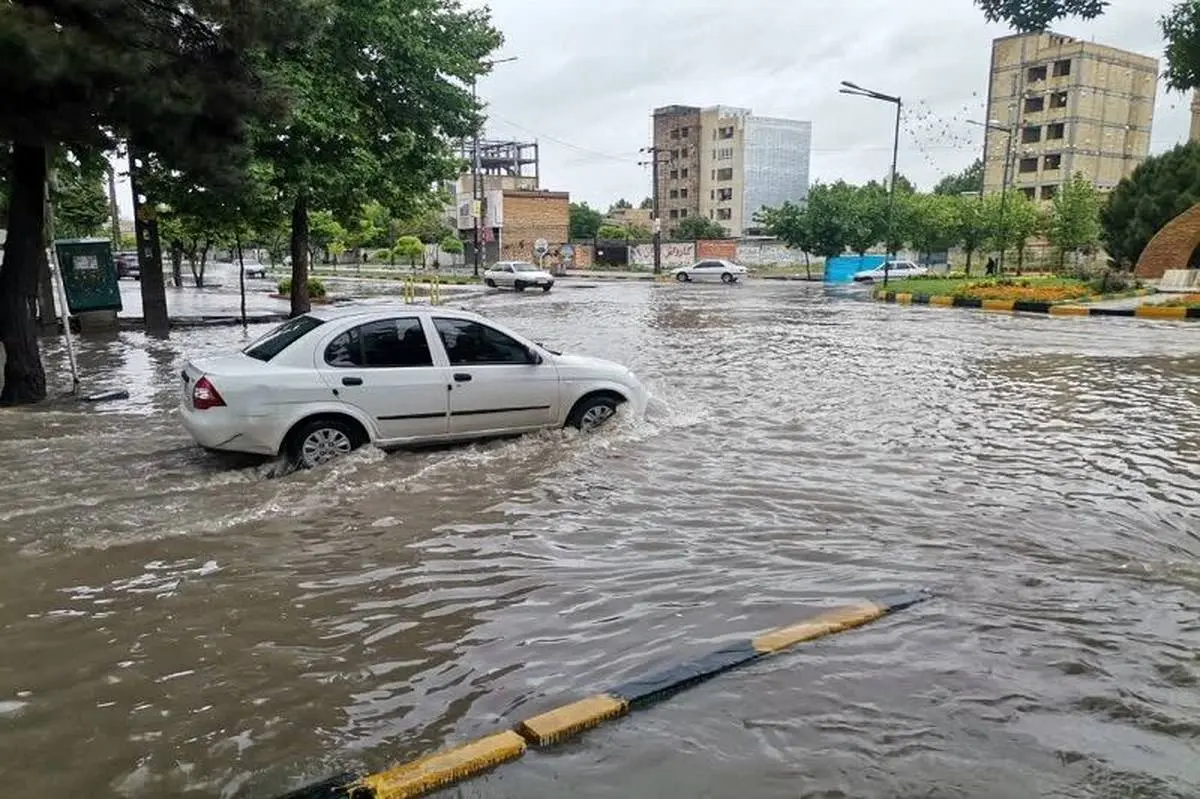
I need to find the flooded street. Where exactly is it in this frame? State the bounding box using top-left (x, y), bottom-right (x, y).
top-left (2, 281), bottom-right (1198, 798)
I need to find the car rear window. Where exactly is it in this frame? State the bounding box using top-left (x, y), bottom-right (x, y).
top-left (244, 315), bottom-right (324, 361)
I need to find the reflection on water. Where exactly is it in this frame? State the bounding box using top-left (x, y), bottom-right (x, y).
top-left (1, 283), bottom-right (1198, 797)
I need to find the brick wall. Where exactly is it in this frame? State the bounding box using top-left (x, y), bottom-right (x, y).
top-left (696, 239), bottom-right (737, 260)
top-left (1135, 202), bottom-right (1200, 279)
top-left (499, 191), bottom-right (570, 263)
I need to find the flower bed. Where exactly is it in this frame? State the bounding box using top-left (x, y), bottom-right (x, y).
top-left (880, 275), bottom-right (1118, 304)
top-left (1159, 293), bottom-right (1200, 308)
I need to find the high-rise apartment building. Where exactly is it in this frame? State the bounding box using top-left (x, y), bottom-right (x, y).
top-left (983, 32), bottom-right (1157, 201)
top-left (652, 105), bottom-right (811, 238)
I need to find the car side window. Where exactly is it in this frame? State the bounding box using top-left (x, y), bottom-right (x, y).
top-left (433, 318), bottom-right (530, 366)
top-left (324, 318), bottom-right (433, 368)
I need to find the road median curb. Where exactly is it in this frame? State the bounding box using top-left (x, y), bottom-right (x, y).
top-left (273, 590), bottom-right (934, 799)
top-left (873, 290), bottom-right (1200, 320)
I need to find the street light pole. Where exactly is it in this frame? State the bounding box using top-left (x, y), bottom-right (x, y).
top-left (840, 81), bottom-right (902, 288)
top-left (470, 55), bottom-right (517, 277)
top-left (638, 146), bottom-right (668, 274)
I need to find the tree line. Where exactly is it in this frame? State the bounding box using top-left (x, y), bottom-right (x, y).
top-left (0, 0), bottom-right (502, 405)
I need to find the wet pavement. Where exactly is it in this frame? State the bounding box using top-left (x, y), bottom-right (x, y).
top-left (2, 282), bottom-right (1199, 798)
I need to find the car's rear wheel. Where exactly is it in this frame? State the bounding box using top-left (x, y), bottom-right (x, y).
top-left (566, 393), bottom-right (621, 432)
top-left (514, 280), bottom-right (527, 292)
top-left (485, 278), bottom-right (496, 288)
top-left (675, 272), bottom-right (689, 282)
top-left (721, 272), bottom-right (734, 284)
top-left (541, 284), bottom-right (552, 292)
top-left (290, 418), bottom-right (359, 469)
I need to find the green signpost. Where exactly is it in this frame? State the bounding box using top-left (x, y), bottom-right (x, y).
top-left (54, 238), bottom-right (122, 314)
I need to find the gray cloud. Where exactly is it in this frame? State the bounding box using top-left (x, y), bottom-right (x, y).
top-left (477, 0), bottom-right (1189, 208)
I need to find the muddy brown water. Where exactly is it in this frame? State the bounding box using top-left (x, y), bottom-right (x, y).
top-left (1, 282), bottom-right (1198, 798)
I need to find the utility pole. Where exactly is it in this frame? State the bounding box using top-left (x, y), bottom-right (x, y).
top-left (107, 163), bottom-right (121, 250)
top-left (638, 146), bottom-right (666, 274)
top-left (470, 56), bottom-right (518, 277)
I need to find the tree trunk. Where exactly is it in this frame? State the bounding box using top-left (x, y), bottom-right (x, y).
top-left (236, 232), bottom-right (247, 330)
top-left (37, 168), bottom-right (58, 332)
top-left (803, 251), bottom-right (811, 281)
top-left (170, 240), bottom-right (184, 287)
top-left (197, 240), bottom-right (209, 288)
top-left (965, 248), bottom-right (973, 276)
top-left (129, 149), bottom-right (169, 336)
top-left (290, 193), bottom-right (311, 317)
top-left (0, 143), bottom-right (49, 405)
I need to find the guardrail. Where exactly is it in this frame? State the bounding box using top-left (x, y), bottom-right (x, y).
top-left (274, 589), bottom-right (934, 799)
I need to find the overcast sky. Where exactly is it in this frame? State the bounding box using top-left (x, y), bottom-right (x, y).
top-left (115, 0), bottom-right (1187, 218)
top-left (473, 0), bottom-right (1190, 208)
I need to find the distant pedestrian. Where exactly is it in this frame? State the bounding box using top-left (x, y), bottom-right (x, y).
top-left (985, 256), bottom-right (997, 276)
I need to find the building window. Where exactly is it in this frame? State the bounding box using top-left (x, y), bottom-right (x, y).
top-left (680, 188), bottom-right (688, 198)
top-left (1044, 153), bottom-right (1062, 170)
top-left (718, 126), bottom-right (735, 139)
top-left (1024, 96), bottom-right (1045, 114)
top-left (681, 127), bottom-right (689, 137)
top-left (709, 210), bottom-right (715, 218)
top-left (717, 167), bottom-right (734, 181)
top-left (669, 189), bottom-right (679, 199)
top-left (669, 169), bottom-right (678, 180)
top-left (681, 168), bottom-right (689, 178)
top-left (717, 208), bottom-right (733, 221)
top-left (1022, 126), bottom-right (1042, 144)
top-left (1021, 187), bottom-right (1037, 199)
top-left (1050, 91), bottom-right (1069, 109)
top-left (717, 187), bottom-right (733, 201)
top-left (680, 209), bottom-right (688, 218)
top-left (679, 147), bottom-right (688, 158)
top-left (1047, 122), bottom-right (1065, 140)
top-left (671, 149), bottom-right (679, 159)
top-left (1053, 59), bottom-right (1071, 77)
top-left (717, 147), bottom-right (733, 160)
top-left (1019, 157), bottom-right (1039, 173)
top-left (1041, 185), bottom-right (1058, 200)
top-left (670, 128), bottom-right (680, 139)
top-left (669, 209), bottom-right (679, 219)
top-left (710, 190), bottom-right (716, 200)
top-left (711, 169), bottom-right (716, 180)
top-left (1028, 65), bottom-right (1048, 82)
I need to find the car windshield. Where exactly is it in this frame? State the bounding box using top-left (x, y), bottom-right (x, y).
top-left (243, 315), bottom-right (325, 362)
top-left (513, 263), bottom-right (538, 272)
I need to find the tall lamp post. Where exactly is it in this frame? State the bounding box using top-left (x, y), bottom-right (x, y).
top-left (839, 81), bottom-right (902, 288)
top-left (969, 118), bottom-right (1016, 274)
top-left (471, 55), bottom-right (518, 277)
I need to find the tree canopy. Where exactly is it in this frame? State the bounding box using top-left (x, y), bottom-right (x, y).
top-left (934, 159), bottom-right (984, 196)
top-left (569, 202), bottom-right (604, 239)
top-left (1102, 141), bottom-right (1200, 268)
top-left (1047, 172), bottom-right (1101, 263)
top-left (674, 216), bottom-right (728, 241)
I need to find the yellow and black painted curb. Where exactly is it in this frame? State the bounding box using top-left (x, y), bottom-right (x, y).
top-left (873, 290), bottom-right (1200, 320)
top-left (273, 590), bottom-right (934, 799)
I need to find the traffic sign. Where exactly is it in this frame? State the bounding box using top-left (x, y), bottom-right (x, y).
top-left (534, 238), bottom-right (549, 255)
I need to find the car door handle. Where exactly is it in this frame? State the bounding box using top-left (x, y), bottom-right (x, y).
top-left (342, 376), bottom-right (363, 386)
top-left (453, 373), bottom-right (473, 382)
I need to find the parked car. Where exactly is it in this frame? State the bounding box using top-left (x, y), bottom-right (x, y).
top-left (240, 260), bottom-right (268, 279)
top-left (179, 307), bottom-right (648, 469)
top-left (115, 252), bottom-right (140, 280)
top-left (483, 261), bottom-right (555, 292)
top-left (673, 259), bottom-right (748, 283)
top-left (851, 260), bottom-right (928, 283)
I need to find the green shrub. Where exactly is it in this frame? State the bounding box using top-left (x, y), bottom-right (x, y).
top-left (1088, 271), bottom-right (1136, 295)
top-left (277, 277), bottom-right (327, 298)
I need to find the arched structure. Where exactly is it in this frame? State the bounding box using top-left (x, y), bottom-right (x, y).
top-left (1135, 202), bottom-right (1200, 279)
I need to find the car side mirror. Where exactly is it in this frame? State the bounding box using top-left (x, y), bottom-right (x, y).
top-left (526, 347), bottom-right (543, 365)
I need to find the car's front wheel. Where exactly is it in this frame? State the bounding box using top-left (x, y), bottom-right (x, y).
top-left (290, 418), bottom-right (360, 469)
top-left (541, 284), bottom-right (552, 293)
top-left (514, 280), bottom-right (527, 292)
top-left (566, 393), bottom-right (621, 432)
top-left (721, 272), bottom-right (735, 284)
top-left (675, 272), bottom-right (689, 282)
top-left (485, 278), bottom-right (496, 288)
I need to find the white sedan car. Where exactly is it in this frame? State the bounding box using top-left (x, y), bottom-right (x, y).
top-left (852, 260), bottom-right (928, 283)
top-left (673, 259), bottom-right (748, 284)
top-left (483, 261), bottom-right (555, 292)
top-left (179, 307), bottom-right (648, 469)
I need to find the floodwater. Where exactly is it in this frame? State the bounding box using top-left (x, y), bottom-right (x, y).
top-left (1, 282), bottom-right (1198, 798)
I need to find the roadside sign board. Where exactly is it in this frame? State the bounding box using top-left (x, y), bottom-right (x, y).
top-left (55, 238), bottom-right (122, 313)
top-left (534, 238), bottom-right (549, 256)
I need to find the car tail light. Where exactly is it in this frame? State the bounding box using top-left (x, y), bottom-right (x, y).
top-left (192, 376), bottom-right (226, 410)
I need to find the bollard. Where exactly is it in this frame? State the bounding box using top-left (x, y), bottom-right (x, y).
top-left (271, 590), bottom-right (934, 799)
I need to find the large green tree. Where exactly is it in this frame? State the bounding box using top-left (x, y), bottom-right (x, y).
top-left (974, 1), bottom-right (1198, 92)
top-left (756, 201), bottom-right (817, 279)
top-left (569, 202), bottom-right (604, 240)
top-left (674, 216), bottom-right (727, 241)
top-left (954, 194), bottom-right (988, 274)
top-left (983, 190), bottom-right (1043, 273)
top-left (1102, 141), bottom-right (1200, 269)
top-left (258, 0), bottom-right (501, 317)
top-left (801, 182), bottom-right (852, 261)
top-left (934, 158), bottom-right (984, 197)
top-left (0, 0), bottom-right (308, 404)
top-left (1047, 172), bottom-right (1101, 268)
top-left (908, 193), bottom-right (962, 262)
